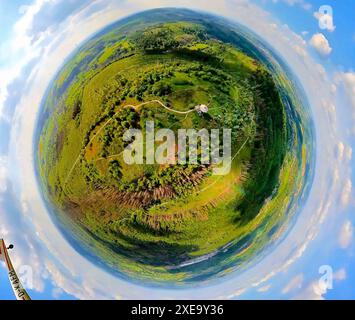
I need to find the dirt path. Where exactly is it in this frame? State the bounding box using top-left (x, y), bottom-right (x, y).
top-left (64, 100), bottom-right (195, 185)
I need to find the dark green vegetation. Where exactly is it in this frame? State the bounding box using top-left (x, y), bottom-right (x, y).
top-left (36, 9), bottom-right (310, 283)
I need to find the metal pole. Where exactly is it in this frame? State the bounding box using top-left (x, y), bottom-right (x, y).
top-left (0, 239), bottom-right (31, 300)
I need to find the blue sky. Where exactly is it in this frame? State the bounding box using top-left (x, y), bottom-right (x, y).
top-left (0, 1), bottom-right (31, 43)
top-left (0, 0), bottom-right (354, 300)
top-left (260, 0), bottom-right (355, 68)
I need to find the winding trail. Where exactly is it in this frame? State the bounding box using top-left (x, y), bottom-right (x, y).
top-left (64, 99), bottom-right (195, 185)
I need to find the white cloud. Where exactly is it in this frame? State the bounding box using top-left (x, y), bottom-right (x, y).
top-left (338, 220), bottom-right (353, 249)
top-left (0, 0), bottom-right (47, 120)
top-left (345, 146), bottom-right (353, 161)
top-left (334, 268), bottom-right (347, 281)
top-left (282, 274), bottom-right (304, 294)
top-left (294, 280), bottom-right (327, 300)
top-left (52, 287), bottom-right (64, 299)
top-left (336, 142), bottom-right (345, 160)
top-left (309, 33), bottom-right (332, 56)
top-left (257, 284), bottom-right (271, 292)
top-left (271, 0), bottom-right (312, 11)
top-left (225, 288), bottom-right (247, 299)
top-left (334, 143), bottom-right (353, 207)
top-left (293, 44), bottom-right (307, 58)
top-left (335, 72), bottom-right (355, 119)
top-left (340, 179), bottom-right (352, 207)
top-left (330, 83), bottom-right (337, 94)
top-left (0, 157), bottom-right (8, 193)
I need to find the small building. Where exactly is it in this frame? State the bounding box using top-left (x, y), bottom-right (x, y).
top-left (195, 104), bottom-right (209, 114)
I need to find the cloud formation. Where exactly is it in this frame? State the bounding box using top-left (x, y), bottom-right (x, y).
top-left (333, 268), bottom-right (347, 281)
top-left (335, 72), bottom-right (355, 123)
top-left (294, 280), bottom-right (327, 300)
top-left (0, 157), bottom-right (8, 193)
top-left (309, 33), bottom-right (332, 56)
top-left (271, 0), bottom-right (312, 11)
top-left (338, 220), bottom-right (353, 249)
top-left (282, 274), bottom-right (304, 294)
